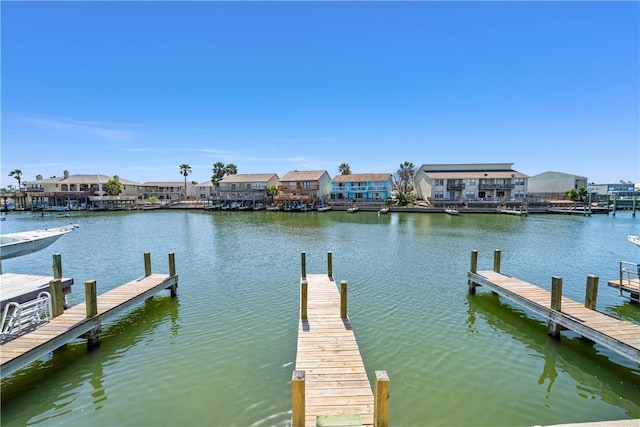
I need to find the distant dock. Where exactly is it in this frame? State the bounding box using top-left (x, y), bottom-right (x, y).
top-left (292, 252), bottom-right (389, 427)
top-left (467, 250), bottom-right (640, 364)
top-left (1, 253), bottom-right (178, 379)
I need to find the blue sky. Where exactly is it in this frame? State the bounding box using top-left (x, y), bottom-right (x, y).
top-left (2, 1), bottom-right (638, 188)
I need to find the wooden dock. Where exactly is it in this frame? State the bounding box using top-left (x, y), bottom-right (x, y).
top-left (607, 261), bottom-right (640, 303)
top-left (292, 252), bottom-right (388, 427)
top-left (1, 253), bottom-right (178, 379)
top-left (467, 250), bottom-right (640, 364)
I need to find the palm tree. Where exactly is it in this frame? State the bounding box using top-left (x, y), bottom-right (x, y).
top-left (225, 163), bottom-right (238, 176)
top-left (9, 169), bottom-right (22, 190)
top-left (395, 161), bottom-right (416, 195)
top-left (179, 164), bottom-right (192, 199)
top-left (338, 163), bottom-right (351, 175)
top-left (212, 162), bottom-right (226, 184)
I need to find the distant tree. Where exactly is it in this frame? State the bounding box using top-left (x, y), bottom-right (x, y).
top-left (267, 185), bottom-right (278, 202)
top-left (394, 161), bottom-right (415, 195)
top-left (338, 163), bottom-right (352, 175)
top-left (191, 180), bottom-right (198, 186)
top-left (105, 178), bottom-right (123, 196)
top-left (179, 164), bottom-right (192, 198)
top-left (9, 169), bottom-right (22, 190)
top-left (211, 162), bottom-right (238, 185)
top-left (565, 187), bottom-right (587, 202)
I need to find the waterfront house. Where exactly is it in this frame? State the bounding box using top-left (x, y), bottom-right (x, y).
top-left (138, 181), bottom-right (195, 202)
top-left (330, 173), bottom-right (393, 204)
top-left (527, 171), bottom-right (588, 200)
top-left (210, 173), bottom-right (279, 209)
top-left (274, 170), bottom-right (331, 210)
top-left (24, 171), bottom-right (139, 210)
top-left (414, 163), bottom-right (528, 205)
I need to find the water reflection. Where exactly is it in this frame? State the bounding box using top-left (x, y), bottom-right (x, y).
top-left (1, 296), bottom-right (179, 424)
top-left (466, 293), bottom-right (640, 417)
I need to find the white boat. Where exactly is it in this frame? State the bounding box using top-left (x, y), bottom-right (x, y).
top-left (0, 224), bottom-right (78, 260)
top-left (444, 207), bottom-right (459, 216)
top-left (628, 235), bottom-right (640, 247)
top-left (378, 207), bottom-right (390, 215)
top-left (317, 206), bottom-right (332, 212)
top-left (347, 204), bottom-right (360, 213)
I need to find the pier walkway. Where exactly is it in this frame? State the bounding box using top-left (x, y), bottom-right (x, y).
top-left (1, 254), bottom-right (178, 379)
top-left (468, 250), bottom-right (640, 364)
top-left (292, 252), bottom-right (388, 427)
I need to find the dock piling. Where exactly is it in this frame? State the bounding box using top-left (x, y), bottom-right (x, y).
top-left (301, 278), bottom-right (308, 320)
top-left (144, 253), bottom-right (152, 277)
top-left (52, 254), bottom-right (62, 279)
top-left (85, 280), bottom-right (97, 317)
top-left (291, 370), bottom-right (305, 427)
top-left (469, 250), bottom-right (478, 294)
top-left (340, 280), bottom-right (348, 318)
top-left (301, 252), bottom-right (306, 279)
top-left (49, 279), bottom-right (64, 317)
top-left (585, 275), bottom-right (599, 310)
top-left (549, 276), bottom-right (563, 337)
top-left (374, 370), bottom-right (390, 427)
top-left (168, 252), bottom-right (177, 297)
top-left (327, 251), bottom-right (333, 278)
top-left (493, 249), bottom-right (501, 273)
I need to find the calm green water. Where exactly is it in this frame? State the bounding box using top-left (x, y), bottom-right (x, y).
top-left (1, 210), bottom-right (639, 426)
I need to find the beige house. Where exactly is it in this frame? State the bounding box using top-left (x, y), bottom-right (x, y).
top-left (527, 171), bottom-right (588, 200)
top-left (414, 163), bottom-right (528, 204)
top-left (139, 181), bottom-right (195, 202)
top-left (209, 173), bottom-right (279, 209)
top-left (24, 171), bottom-right (139, 210)
top-left (274, 170), bottom-right (331, 210)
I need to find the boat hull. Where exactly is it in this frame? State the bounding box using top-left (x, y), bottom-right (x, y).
top-left (1, 225), bottom-right (78, 259)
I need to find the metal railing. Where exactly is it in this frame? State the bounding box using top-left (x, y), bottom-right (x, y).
top-left (1, 292), bottom-right (52, 340)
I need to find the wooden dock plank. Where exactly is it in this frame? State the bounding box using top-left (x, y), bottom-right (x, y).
top-left (295, 274), bottom-right (374, 426)
top-left (1, 273), bottom-right (178, 378)
top-left (469, 270), bottom-right (640, 363)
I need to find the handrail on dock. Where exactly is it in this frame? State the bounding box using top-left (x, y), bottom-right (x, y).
top-left (468, 250), bottom-right (640, 364)
top-left (607, 260), bottom-right (640, 303)
top-left (293, 251), bottom-right (389, 427)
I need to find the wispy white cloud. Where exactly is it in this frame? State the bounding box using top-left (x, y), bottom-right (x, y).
top-left (23, 118), bottom-right (138, 141)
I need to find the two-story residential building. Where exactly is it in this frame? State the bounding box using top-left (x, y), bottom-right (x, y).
top-left (414, 163), bottom-right (528, 205)
top-left (138, 181), bottom-right (194, 202)
top-left (330, 173), bottom-right (393, 204)
top-left (25, 171), bottom-right (139, 210)
top-left (274, 170), bottom-right (331, 210)
top-left (210, 173), bottom-right (279, 209)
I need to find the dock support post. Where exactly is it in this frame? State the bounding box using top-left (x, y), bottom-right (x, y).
top-left (585, 275), bottom-right (599, 310)
top-left (144, 252), bottom-right (152, 277)
top-left (633, 197), bottom-right (637, 217)
top-left (49, 279), bottom-right (64, 317)
top-left (168, 252), bottom-right (177, 297)
top-left (327, 251), bottom-right (333, 278)
top-left (291, 370), bottom-right (305, 427)
top-left (468, 250), bottom-right (478, 294)
top-left (85, 280), bottom-right (97, 317)
top-left (340, 280), bottom-right (348, 318)
top-left (612, 197), bottom-right (617, 216)
top-left (548, 276), bottom-right (563, 338)
top-left (301, 252), bottom-right (306, 279)
top-left (493, 249), bottom-right (501, 273)
top-left (301, 279), bottom-right (308, 320)
top-left (374, 370), bottom-right (390, 427)
top-left (53, 254), bottom-right (62, 279)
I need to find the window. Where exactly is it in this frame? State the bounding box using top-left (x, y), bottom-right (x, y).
top-left (465, 179), bottom-right (476, 186)
top-left (433, 179), bottom-right (445, 186)
top-left (434, 191), bottom-right (444, 199)
top-left (514, 178), bottom-right (525, 186)
top-left (465, 191), bottom-right (475, 199)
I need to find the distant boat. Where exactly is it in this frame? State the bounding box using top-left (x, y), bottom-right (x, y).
top-left (347, 204), bottom-right (360, 213)
top-left (444, 206), bottom-right (459, 216)
top-left (317, 205), bottom-right (332, 212)
top-left (378, 207), bottom-right (390, 215)
top-left (0, 224), bottom-right (78, 260)
top-left (628, 235), bottom-right (640, 247)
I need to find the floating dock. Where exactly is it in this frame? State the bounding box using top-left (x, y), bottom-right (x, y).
top-left (1, 253), bottom-right (178, 379)
top-left (607, 261), bottom-right (639, 303)
top-left (292, 252), bottom-right (388, 427)
top-left (467, 250), bottom-right (640, 364)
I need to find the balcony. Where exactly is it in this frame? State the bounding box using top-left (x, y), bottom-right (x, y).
top-left (278, 184), bottom-right (320, 192)
top-left (447, 184), bottom-right (465, 191)
top-left (479, 184), bottom-right (515, 190)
